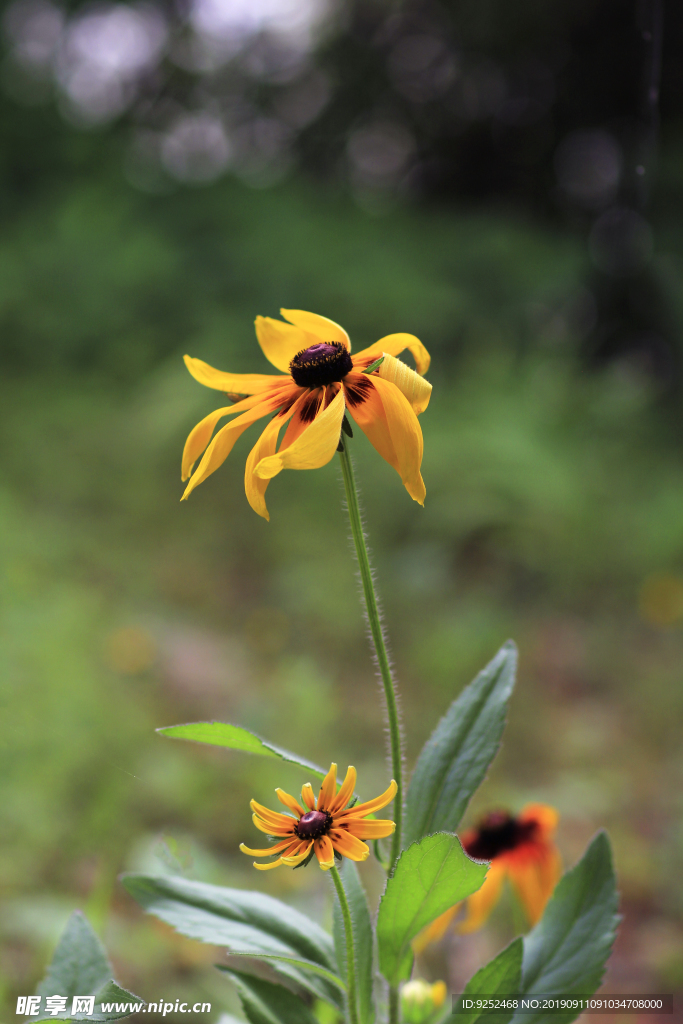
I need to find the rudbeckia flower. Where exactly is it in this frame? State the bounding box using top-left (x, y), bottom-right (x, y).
top-left (181, 309), bottom-right (432, 519)
top-left (240, 763), bottom-right (397, 871)
top-left (414, 805), bottom-right (561, 951)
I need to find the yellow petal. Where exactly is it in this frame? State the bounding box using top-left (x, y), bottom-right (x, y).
top-left (507, 845), bottom-right (562, 926)
top-left (328, 766), bottom-right (357, 814)
top-left (431, 982), bottom-right (447, 1009)
top-left (378, 353), bottom-right (432, 414)
top-left (239, 839), bottom-right (297, 857)
top-left (184, 355), bottom-right (283, 393)
top-left (244, 413), bottom-right (287, 521)
top-left (255, 387), bottom-right (345, 480)
top-left (329, 829), bottom-right (370, 862)
top-left (181, 393), bottom-right (283, 500)
top-left (457, 860), bottom-right (503, 934)
top-left (317, 763), bottom-right (337, 811)
top-left (281, 309), bottom-right (351, 350)
top-left (182, 392), bottom-right (271, 480)
top-left (344, 819), bottom-right (395, 840)
top-left (254, 857), bottom-right (284, 871)
top-left (353, 333), bottom-right (430, 375)
top-left (276, 788), bottom-right (305, 817)
top-left (335, 779), bottom-right (397, 820)
top-left (255, 316), bottom-right (318, 373)
top-left (371, 377), bottom-right (425, 505)
top-left (252, 815), bottom-right (293, 836)
top-left (281, 840), bottom-right (314, 865)
top-left (250, 800), bottom-right (296, 831)
top-left (301, 783), bottom-right (316, 811)
top-left (314, 836), bottom-right (335, 870)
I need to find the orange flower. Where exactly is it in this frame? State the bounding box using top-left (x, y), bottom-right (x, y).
top-left (181, 309), bottom-right (431, 519)
top-left (240, 763), bottom-right (397, 871)
top-left (414, 805), bottom-right (561, 950)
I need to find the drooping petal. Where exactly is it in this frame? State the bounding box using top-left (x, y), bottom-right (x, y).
top-left (252, 815), bottom-right (295, 837)
top-left (506, 843), bottom-right (562, 926)
top-left (457, 860), bottom-right (504, 934)
top-left (276, 788), bottom-right (305, 817)
top-left (335, 779), bottom-right (397, 820)
top-left (184, 355), bottom-right (283, 393)
top-left (344, 818), bottom-right (395, 840)
top-left (301, 783), bottom-right (316, 810)
top-left (254, 857), bottom-right (285, 871)
top-left (243, 389), bottom-right (305, 520)
top-left (329, 829), bottom-right (370, 862)
top-left (281, 309), bottom-right (351, 351)
top-left (182, 391), bottom-right (275, 481)
top-left (328, 766), bottom-right (357, 814)
top-left (377, 353), bottom-right (432, 414)
top-left (370, 376), bottom-right (425, 505)
top-left (255, 387), bottom-right (345, 481)
top-left (181, 392), bottom-right (286, 500)
top-left (239, 838), bottom-right (298, 857)
top-left (314, 835), bottom-right (336, 870)
top-left (282, 840), bottom-right (314, 865)
top-left (353, 333), bottom-right (430, 375)
top-left (278, 388), bottom-right (325, 452)
top-left (412, 905), bottom-right (460, 954)
top-left (317, 763), bottom-right (338, 811)
top-left (255, 316), bottom-right (318, 372)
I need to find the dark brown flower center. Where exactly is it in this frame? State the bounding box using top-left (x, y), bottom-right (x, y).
top-left (464, 811), bottom-right (538, 860)
top-left (295, 810), bottom-right (331, 839)
top-left (290, 342), bottom-right (353, 389)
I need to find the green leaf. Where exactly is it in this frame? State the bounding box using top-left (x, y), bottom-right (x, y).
top-left (404, 642), bottom-right (517, 847)
top-left (451, 938), bottom-right (523, 1024)
top-left (219, 968), bottom-right (319, 1024)
top-left (34, 913), bottom-right (145, 1021)
top-left (332, 861), bottom-right (375, 1024)
top-left (157, 722), bottom-right (328, 779)
top-left (377, 833), bottom-right (488, 985)
top-left (512, 831), bottom-right (619, 1024)
top-left (36, 912), bottom-right (112, 999)
top-left (123, 874), bottom-right (343, 1009)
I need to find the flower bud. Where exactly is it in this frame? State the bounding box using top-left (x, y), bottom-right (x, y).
top-left (401, 979), bottom-right (447, 1023)
top-left (378, 353), bottom-right (432, 413)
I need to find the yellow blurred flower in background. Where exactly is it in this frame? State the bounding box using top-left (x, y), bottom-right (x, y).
top-left (181, 309), bottom-right (431, 518)
top-left (414, 804), bottom-right (561, 951)
top-left (240, 763), bottom-right (396, 871)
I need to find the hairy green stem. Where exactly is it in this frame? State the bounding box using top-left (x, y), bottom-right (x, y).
top-left (338, 441), bottom-right (403, 873)
top-left (330, 865), bottom-right (360, 1024)
top-left (389, 984), bottom-right (400, 1024)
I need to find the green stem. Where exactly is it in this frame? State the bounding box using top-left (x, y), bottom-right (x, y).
top-left (389, 984), bottom-right (400, 1024)
top-left (330, 865), bottom-right (360, 1024)
top-left (338, 442), bottom-right (403, 873)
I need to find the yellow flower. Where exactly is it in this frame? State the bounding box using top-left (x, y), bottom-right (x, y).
top-left (181, 309), bottom-right (431, 519)
top-left (401, 980), bottom-right (447, 1024)
top-left (240, 763), bottom-right (396, 871)
top-left (414, 805), bottom-right (562, 951)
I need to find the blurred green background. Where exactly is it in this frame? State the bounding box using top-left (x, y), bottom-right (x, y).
top-left (1, 0), bottom-right (683, 1019)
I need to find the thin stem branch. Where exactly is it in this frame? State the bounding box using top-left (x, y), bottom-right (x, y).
top-left (330, 865), bottom-right (360, 1024)
top-left (338, 441), bottom-right (403, 873)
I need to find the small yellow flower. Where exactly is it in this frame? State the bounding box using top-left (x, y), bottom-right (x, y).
top-left (240, 763), bottom-right (396, 871)
top-left (402, 979), bottom-right (447, 1024)
top-left (414, 805), bottom-right (562, 951)
top-left (181, 309), bottom-right (431, 519)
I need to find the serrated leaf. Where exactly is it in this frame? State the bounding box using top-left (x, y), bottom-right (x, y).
top-left (511, 831), bottom-right (619, 1024)
top-left (123, 874), bottom-right (342, 1009)
top-left (405, 642), bottom-right (517, 847)
top-left (157, 722), bottom-right (327, 779)
top-left (220, 969), bottom-right (319, 1024)
top-left (36, 912), bottom-right (112, 998)
top-left (377, 833), bottom-right (488, 985)
top-left (451, 938), bottom-right (523, 1024)
top-left (332, 861), bottom-right (375, 1024)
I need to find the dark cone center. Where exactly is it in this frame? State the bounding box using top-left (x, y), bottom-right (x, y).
top-left (290, 342), bottom-right (353, 389)
top-left (464, 811), bottom-right (538, 860)
top-left (295, 810), bottom-right (331, 839)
